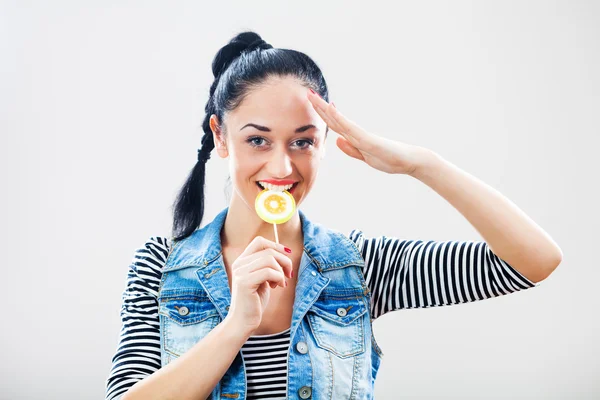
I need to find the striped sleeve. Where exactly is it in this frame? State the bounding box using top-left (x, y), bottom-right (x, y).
top-left (105, 236), bottom-right (171, 400)
top-left (347, 229), bottom-right (541, 320)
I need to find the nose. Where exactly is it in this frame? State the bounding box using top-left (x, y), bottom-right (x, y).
top-left (266, 146), bottom-right (294, 178)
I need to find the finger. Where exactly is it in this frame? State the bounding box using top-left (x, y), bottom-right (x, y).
top-left (306, 90), bottom-right (339, 126)
top-left (238, 236), bottom-right (289, 261)
top-left (307, 94), bottom-right (369, 148)
top-left (240, 247), bottom-right (293, 279)
top-left (236, 255), bottom-right (283, 279)
top-left (307, 94), bottom-right (345, 133)
top-left (327, 106), bottom-right (371, 148)
top-left (312, 102), bottom-right (345, 135)
top-left (270, 250), bottom-right (293, 278)
top-left (247, 249), bottom-right (292, 278)
top-left (336, 136), bottom-right (365, 161)
top-left (247, 267), bottom-right (287, 289)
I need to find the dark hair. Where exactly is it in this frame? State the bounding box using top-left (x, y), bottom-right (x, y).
top-left (171, 31), bottom-right (330, 242)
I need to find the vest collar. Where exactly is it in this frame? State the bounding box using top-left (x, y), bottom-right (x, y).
top-left (164, 206), bottom-right (364, 273)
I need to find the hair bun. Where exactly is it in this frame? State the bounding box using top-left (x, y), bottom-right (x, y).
top-left (244, 38), bottom-right (273, 53)
top-left (212, 32), bottom-right (272, 79)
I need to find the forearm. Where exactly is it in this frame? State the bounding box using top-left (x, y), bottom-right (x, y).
top-left (123, 316), bottom-right (251, 400)
top-left (409, 148), bottom-right (563, 283)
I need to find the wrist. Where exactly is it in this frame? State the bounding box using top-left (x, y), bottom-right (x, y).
top-left (222, 315), bottom-right (255, 341)
top-left (409, 147), bottom-right (442, 180)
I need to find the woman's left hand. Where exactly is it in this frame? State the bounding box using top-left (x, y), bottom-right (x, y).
top-left (307, 89), bottom-right (427, 175)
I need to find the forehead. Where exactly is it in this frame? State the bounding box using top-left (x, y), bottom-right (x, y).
top-left (226, 76), bottom-right (320, 130)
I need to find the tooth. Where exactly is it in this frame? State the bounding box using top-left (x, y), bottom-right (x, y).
top-left (258, 182), bottom-right (294, 191)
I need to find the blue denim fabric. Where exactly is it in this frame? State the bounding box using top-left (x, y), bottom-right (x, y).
top-left (157, 206), bottom-right (383, 399)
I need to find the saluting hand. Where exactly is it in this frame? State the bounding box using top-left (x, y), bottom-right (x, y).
top-left (307, 88), bottom-right (428, 176)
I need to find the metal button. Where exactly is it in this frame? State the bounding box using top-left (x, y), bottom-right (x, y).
top-left (298, 386), bottom-right (312, 399)
top-left (177, 306), bottom-right (189, 316)
top-left (336, 307), bottom-right (347, 317)
top-left (296, 341), bottom-right (308, 354)
top-left (226, 305), bottom-right (230, 311)
top-left (311, 271), bottom-right (316, 276)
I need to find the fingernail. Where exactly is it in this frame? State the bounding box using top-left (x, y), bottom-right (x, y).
top-left (291, 270), bottom-right (294, 278)
top-left (309, 88), bottom-right (323, 99)
top-left (284, 247), bottom-right (292, 253)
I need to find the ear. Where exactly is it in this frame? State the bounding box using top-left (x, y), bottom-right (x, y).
top-left (210, 114), bottom-right (228, 158)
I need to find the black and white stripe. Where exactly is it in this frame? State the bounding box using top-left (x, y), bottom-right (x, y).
top-left (105, 236), bottom-right (168, 400)
top-left (105, 232), bottom-right (539, 399)
top-left (348, 230), bottom-right (539, 320)
top-left (241, 328), bottom-right (291, 399)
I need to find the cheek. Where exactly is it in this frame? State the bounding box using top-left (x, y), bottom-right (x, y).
top-left (308, 156), bottom-right (322, 172)
top-left (230, 150), bottom-right (261, 170)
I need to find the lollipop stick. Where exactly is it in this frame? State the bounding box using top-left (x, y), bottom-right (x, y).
top-left (273, 223), bottom-right (279, 244)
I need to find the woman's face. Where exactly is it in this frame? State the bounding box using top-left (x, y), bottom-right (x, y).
top-left (210, 76), bottom-right (327, 210)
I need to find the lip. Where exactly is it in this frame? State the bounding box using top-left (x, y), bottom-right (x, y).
top-left (258, 179), bottom-right (297, 185)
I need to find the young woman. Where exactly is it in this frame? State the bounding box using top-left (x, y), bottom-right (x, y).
top-left (105, 31), bottom-right (562, 400)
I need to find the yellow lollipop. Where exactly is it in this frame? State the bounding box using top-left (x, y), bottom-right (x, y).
top-left (255, 188), bottom-right (296, 243)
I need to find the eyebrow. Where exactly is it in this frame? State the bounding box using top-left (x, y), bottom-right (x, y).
top-left (240, 123), bottom-right (316, 133)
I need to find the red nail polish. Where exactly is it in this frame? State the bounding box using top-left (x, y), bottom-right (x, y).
top-left (291, 270), bottom-right (294, 278)
top-left (284, 247), bottom-right (292, 253)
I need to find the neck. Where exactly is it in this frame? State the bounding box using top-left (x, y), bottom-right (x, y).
top-left (221, 195), bottom-right (303, 250)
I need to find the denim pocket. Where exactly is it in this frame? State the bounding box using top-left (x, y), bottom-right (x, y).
top-left (158, 290), bottom-right (221, 357)
top-left (307, 295), bottom-right (368, 358)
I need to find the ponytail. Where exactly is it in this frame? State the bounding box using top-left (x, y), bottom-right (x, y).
top-left (171, 130), bottom-right (215, 241)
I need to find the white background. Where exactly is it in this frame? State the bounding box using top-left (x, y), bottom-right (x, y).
top-left (1, 0), bottom-right (598, 399)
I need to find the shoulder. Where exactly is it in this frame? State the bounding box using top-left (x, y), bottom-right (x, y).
top-left (129, 235), bottom-right (171, 274)
top-left (344, 229), bottom-right (402, 258)
top-left (345, 228), bottom-right (366, 250)
top-left (124, 236), bottom-right (171, 298)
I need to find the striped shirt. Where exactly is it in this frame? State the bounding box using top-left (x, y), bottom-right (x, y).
top-left (241, 328), bottom-right (292, 399)
top-left (105, 231), bottom-right (540, 399)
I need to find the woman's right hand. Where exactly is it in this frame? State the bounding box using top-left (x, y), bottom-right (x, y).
top-left (225, 236), bottom-right (293, 336)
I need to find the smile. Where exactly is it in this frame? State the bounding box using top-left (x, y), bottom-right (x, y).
top-left (256, 181), bottom-right (299, 193)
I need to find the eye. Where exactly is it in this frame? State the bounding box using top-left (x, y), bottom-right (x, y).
top-left (294, 139), bottom-right (314, 149)
top-left (247, 136), bottom-right (266, 147)
top-left (246, 136), bottom-right (314, 150)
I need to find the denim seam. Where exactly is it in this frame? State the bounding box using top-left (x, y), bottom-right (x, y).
top-left (327, 350), bottom-right (334, 400)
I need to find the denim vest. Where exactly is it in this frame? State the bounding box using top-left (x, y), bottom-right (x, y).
top-left (157, 206), bottom-right (384, 399)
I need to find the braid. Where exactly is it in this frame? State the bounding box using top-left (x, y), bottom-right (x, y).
top-left (197, 132), bottom-right (215, 163)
